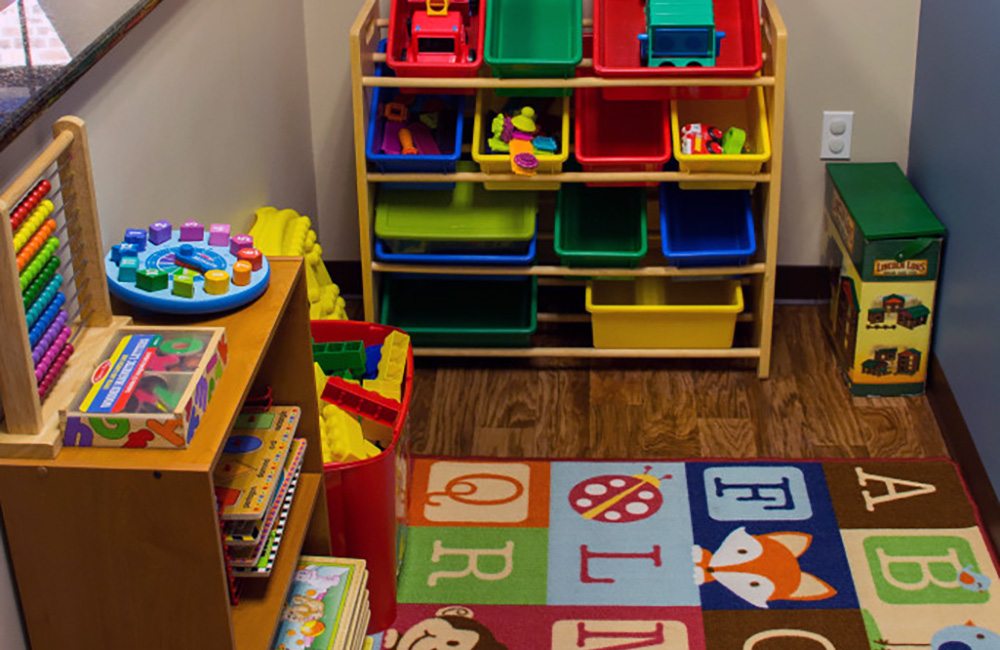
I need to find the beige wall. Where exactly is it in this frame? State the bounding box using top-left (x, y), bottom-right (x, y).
top-left (773, 0), bottom-right (921, 265)
top-left (309, 0), bottom-right (922, 267)
top-left (0, 1), bottom-right (317, 645)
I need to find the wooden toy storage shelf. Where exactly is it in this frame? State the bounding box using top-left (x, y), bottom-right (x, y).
top-left (0, 259), bottom-right (331, 649)
top-left (350, 0), bottom-right (787, 377)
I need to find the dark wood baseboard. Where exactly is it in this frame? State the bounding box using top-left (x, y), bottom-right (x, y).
top-left (926, 360), bottom-right (1000, 552)
top-left (325, 261), bottom-right (832, 301)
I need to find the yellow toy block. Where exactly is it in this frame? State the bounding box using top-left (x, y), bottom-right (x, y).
top-left (362, 378), bottom-right (401, 402)
top-left (376, 331), bottom-right (410, 385)
top-left (320, 403), bottom-right (379, 463)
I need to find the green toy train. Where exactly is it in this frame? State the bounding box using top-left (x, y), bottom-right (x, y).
top-left (638, 0), bottom-right (726, 67)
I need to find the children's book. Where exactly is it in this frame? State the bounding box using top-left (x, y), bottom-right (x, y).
top-left (214, 406), bottom-right (300, 520)
top-left (273, 557), bottom-right (368, 650)
top-left (231, 470), bottom-right (299, 573)
top-left (225, 438), bottom-right (307, 546)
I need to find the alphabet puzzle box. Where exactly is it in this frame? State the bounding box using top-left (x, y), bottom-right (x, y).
top-left (374, 457), bottom-right (1000, 649)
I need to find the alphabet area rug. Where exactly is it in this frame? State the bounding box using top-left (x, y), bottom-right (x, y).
top-left (374, 458), bottom-right (1000, 650)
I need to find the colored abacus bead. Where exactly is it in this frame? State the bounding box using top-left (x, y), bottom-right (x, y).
top-left (237, 247), bottom-right (263, 271)
top-left (203, 269), bottom-right (230, 295)
top-left (180, 221), bottom-right (204, 241)
top-left (232, 260), bottom-right (252, 286)
top-left (208, 223), bottom-right (231, 246)
top-left (149, 220), bottom-right (172, 245)
top-left (229, 234), bottom-right (253, 256)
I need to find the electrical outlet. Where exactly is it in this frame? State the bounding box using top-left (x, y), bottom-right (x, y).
top-left (821, 110), bottom-right (853, 160)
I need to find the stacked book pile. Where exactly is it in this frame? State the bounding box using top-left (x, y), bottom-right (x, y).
top-left (214, 406), bottom-right (306, 578)
top-left (273, 556), bottom-right (370, 650)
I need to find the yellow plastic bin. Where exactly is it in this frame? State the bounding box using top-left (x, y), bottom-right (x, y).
top-left (671, 86), bottom-right (771, 190)
top-left (472, 90), bottom-right (571, 190)
top-left (585, 278), bottom-right (743, 348)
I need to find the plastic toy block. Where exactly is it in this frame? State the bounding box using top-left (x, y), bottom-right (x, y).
top-left (110, 244), bottom-right (123, 265)
top-left (149, 220), bottom-right (172, 245)
top-left (320, 402), bottom-right (378, 463)
top-left (376, 331), bottom-right (410, 384)
top-left (321, 376), bottom-right (401, 428)
top-left (364, 344), bottom-right (382, 380)
top-left (172, 274), bottom-right (195, 298)
top-left (179, 220), bottom-right (204, 241)
top-left (118, 243), bottom-right (139, 259)
top-left (208, 223), bottom-right (231, 246)
top-left (118, 256), bottom-right (139, 283)
top-left (136, 268), bottom-right (169, 292)
top-left (237, 247), bottom-right (263, 271)
top-left (232, 260), bottom-right (252, 286)
top-left (124, 228), bottom-right (147, 251)
top-left (362, 377), bottom-right (402, 402)
top-left (229, 234), bottom-right (254, 256)
top-left (204, 269), bottom-right (230, 295)
top-left (312, 340), bottom-right (366, 376)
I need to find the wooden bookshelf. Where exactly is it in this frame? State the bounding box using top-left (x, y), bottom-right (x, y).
top-left (0, 258), bottom-right (331, 649)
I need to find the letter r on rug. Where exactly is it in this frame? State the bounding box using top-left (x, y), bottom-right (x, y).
top-left (428, 540), bottom-right (515, 586)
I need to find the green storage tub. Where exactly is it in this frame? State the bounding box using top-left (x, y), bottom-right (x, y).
top-left (380, 275), bottom-right (538, 347)
top-left (375, 166), bottom-right (538, 253)
top-left (554, 185), bottom-right (648, 267)
top-left (485, 0), bottom-right (583, 79)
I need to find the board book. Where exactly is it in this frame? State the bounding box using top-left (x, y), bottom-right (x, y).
top-left (232, 468), bottom-right (299, 573)
top-left (273, 557), bottom-right (369, 650)
top-left (214, 406), bottom-right (300, 520)
top-left (225, 438), bottom-right (307, 546)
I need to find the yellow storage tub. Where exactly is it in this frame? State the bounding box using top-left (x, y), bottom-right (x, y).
top-left (585, 278), bottom-right (743, 349)
top-left (472, 90), bottom-right (571, 190)
top-left (671, 86), bottom-right (771, 190)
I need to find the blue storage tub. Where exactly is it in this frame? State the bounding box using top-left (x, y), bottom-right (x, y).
top-left (659, 184), bottom-right (757, 267)
top-left (366, 42), bottom-right (465, 190)
top-left (375, 234), bottom-right (537, 266)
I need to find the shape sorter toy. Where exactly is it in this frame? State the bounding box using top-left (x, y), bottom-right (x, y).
top-left (824, 163), bottom-right (946, 396)
top-left (60, 327), bottom-right (227, 449)
top-left (106, 220), bottom-right (270, 315)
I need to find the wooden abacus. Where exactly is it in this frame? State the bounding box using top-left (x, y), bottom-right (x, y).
top-left (0, 116), bottom-right (131, 458)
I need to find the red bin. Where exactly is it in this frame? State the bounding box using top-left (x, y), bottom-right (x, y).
top-left (311, 320), bottom-right (414, 633)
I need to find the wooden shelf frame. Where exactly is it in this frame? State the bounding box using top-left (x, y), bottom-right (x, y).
top-left (0, 259), bottom-right (333, 650)
top-left (349, 0), bottom-right (787, 378)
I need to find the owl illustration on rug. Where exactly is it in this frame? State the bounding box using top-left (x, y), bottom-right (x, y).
top-left (876, 621), bottom-right (1000, 649)
top-left (693, 526), bottom-right (837, 608)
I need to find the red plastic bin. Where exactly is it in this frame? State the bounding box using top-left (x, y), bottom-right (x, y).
top-left (311, 320), bottom-right (414, 633)
top-left (593, 0), bottom-right (762, 102)
top-left (386, 0), bottom-right (486, 80)
top-left (574, 87), bottom-right (671, 186)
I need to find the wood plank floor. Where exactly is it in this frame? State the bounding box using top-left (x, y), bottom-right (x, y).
top-left (406, 306), bottom-right (949, 460)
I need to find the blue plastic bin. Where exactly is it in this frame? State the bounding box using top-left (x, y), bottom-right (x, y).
top-left (660, 184), bottom-right (757, 267)
top-left (366, 43), bottom-right (465, 190)
top-left (375, 235), bottom-right (537, 266)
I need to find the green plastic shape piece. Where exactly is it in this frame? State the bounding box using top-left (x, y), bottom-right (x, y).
top-left (136, 268), bottom-right (169, 292)
top-left (312, 340), bottom-right (366, 376)
top-left (172, 274), bottom-right (195, 298)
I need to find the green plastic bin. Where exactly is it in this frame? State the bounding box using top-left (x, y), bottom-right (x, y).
top-left (380, 275), bottom-right (538, 347)
top-left (485, 0), bottom-right (583, 79)
top-left (554, 186), bottom-right (648, 267)
top-left (375, 166), bottom-right (538, 253)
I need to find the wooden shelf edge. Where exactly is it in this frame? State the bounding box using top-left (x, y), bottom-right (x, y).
top-left (412, 347), bottom-right (762, 359)
top-left (232, 472), bottom-right (322, 650)
top-left (371, 262), bottom-right (767, 278)
top-left (362, 75), bottom-right (776, 89)
top-left (367, 171), bottom-right (771, 184)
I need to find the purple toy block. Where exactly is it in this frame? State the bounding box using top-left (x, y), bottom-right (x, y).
top-left (149, 220), bottom-right (172, 245)
top-left (179, 221), bottom-right (204, 242)
top-left (208, 223), bottom-right (231, 247)
top-left (124, 228), bottom-right (147, 251)
top-left (229, 234), bottom-right (253, 256)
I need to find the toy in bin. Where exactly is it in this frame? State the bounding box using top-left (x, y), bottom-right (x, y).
top-left (486, 104), bottom-right (559, 176)
top-left (60, 327), bottom-right (227, 449)
top-left (106, 220), bottom-right (270, 315)
top-left (378, 95), bottom-right (451, 157)
top-left (408, 0), bottom-right (472, 65)
top-left (681, 123), bottom-right (746, 155)
top-left (639, 0), bottom-right (725, 67)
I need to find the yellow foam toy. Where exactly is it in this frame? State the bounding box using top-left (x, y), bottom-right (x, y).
top-left (314, 363), bottom-right (380, 463)
top-left (362, 330), bottom-right (409, 401)
top-left (250, 207), bottom-right (347, 320)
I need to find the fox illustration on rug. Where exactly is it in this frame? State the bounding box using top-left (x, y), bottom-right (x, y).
top-left (693, 526), bottom-right (838, 608)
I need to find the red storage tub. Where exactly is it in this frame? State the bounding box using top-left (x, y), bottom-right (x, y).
top-left (387, 0), bottom-right (486, 80)
top-left (574, 87), bottom-right (671, 186)
top-left (311, 320), bottom-right (414, 633)
top-left (593, 0), bottom-right (762, 101)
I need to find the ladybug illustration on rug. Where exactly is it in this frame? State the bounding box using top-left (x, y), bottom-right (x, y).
top-left (568, 466), bottom-right (672, 523)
